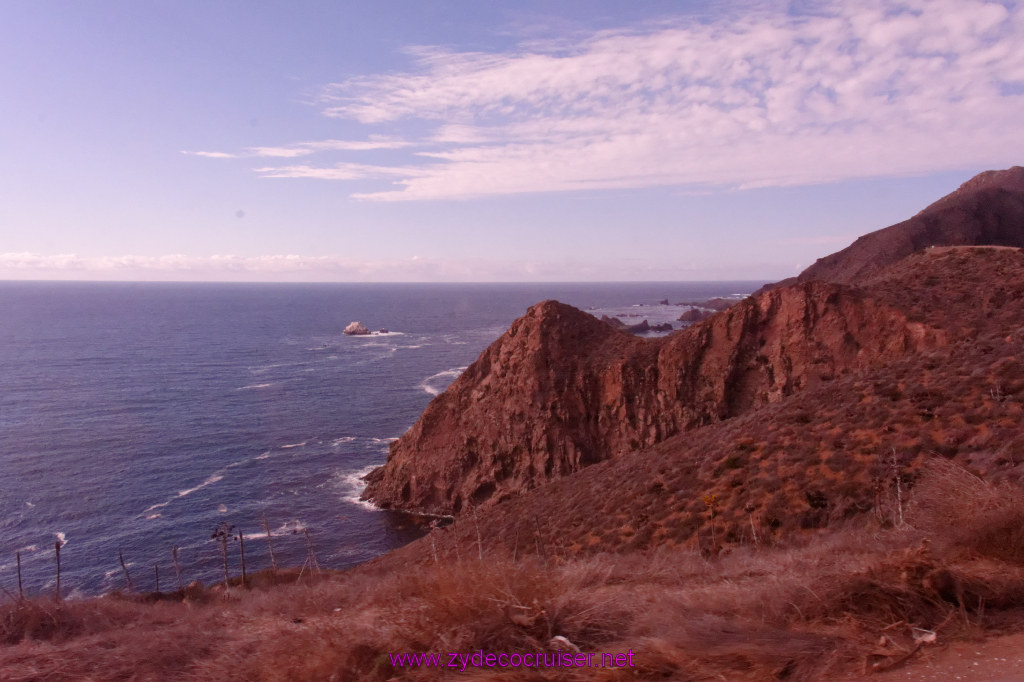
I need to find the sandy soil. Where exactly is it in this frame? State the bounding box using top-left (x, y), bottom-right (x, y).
top-left (841, 632), bottom-right (1024, 681)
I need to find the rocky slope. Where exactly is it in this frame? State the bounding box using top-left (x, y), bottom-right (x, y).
top-left (363, 166), bottom-right (1023, 516)
top-left (773, 166), bottom-right (1024, 287)
top-left (375, 246), bottom-right (1024, 563)
top-left (364, 282), bottom-right (945, 514)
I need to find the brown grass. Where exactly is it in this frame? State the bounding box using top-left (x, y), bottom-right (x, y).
top-left (5, 461), bottom-right (1024, 681)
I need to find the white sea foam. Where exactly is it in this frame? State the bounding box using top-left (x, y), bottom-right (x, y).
top-left (146, 513), bottom-right (161, 519)
top-left (239, 382), bottom-right (275, 390)
top-left (217, 504), bottom-right (228, 513)
top-left (18, 544), bottom-right (37, 553)
top-left (55, 532), bottom-right (66, 545)
top-left (255, 451), bottom-right (271, 460)
top-left (280, 441), bottom-right (307, 449)
top-left (331, 436), bottom-right (357, 446)
top-left (178, 473), bottom-right (223, 497)
top-left (144, 501), bottom-right (170, 513)
top-left (350, 330), bottom-right (405, 338)
top-left (25, 501), bottom-right (34, 508)
top-left (242, 519), bottom-right (307, 540)
top-left (249, 361), bottom-right (300, 374)
top-left (338, 465), bottom-right (381, 510)
top-left (419, 367), bottom-right (467, 396)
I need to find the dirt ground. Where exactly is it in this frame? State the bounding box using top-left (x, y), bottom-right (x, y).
top-left (841, 632), bottom-right (1024, 681)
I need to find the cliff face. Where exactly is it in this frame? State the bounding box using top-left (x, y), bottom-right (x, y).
top-left (363, 283), bottom-right (944, 514)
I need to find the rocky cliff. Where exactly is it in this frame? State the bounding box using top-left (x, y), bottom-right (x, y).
top-left (363, 282), bottom-right (944, 514)
top-left (362, 166), bottom-right (1022, 516)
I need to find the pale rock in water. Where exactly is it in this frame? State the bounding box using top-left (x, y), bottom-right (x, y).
top-left (343, 321), bottom-right (371, 336)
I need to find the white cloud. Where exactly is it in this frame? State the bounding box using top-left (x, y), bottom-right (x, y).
top-left (280, 0), bottom-right (1023, 200)
top-left (181, 150), bottom-right (238, 159)
top-left (253, 162), bottom-right (420, 180)
top-left (0, 252), bottom-right (783, 282)
top-left (182, 136), bottom-right (410, 160)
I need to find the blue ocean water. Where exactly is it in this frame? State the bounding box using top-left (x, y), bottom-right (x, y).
top-left (0, 281), bottom-right (762, 596)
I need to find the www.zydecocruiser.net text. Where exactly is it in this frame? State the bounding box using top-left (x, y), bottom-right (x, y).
top-left (388, 649), bottom-right (637, 671)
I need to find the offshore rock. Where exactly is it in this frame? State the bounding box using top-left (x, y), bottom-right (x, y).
top-left (343, 321), bottom-right (371, 336)
top-left (362, 283), bottom-right (944, 514)
top-left (678, 308), bottom-right (713, 323)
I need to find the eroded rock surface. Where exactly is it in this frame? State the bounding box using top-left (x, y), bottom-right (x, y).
top-left (363, 282), bottom-right (944, 514)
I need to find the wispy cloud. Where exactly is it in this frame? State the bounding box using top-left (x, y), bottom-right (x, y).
top-left (182, 150), bottom-right (238, 159)
top-left (251, 0), bottom-right (1022, 200)
top-left (253, 162), bottom-right (420, 181)
top-left (182, 136), bottom-right (410, 160)
top-left (0, 252), bottom-right (781, 282)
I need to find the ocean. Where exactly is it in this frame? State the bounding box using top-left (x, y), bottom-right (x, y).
top-left (0, 280), bottom-right (762, 597)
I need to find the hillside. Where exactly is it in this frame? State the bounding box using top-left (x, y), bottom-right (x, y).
top-left (364, 283), bottom-right (944, 514)
top-left (373, 246), bottom-right (1024, 564)
top-left (364, 167), bottom-right (1024, 517)
top-left (774, 166), bottom-right (1024, 287)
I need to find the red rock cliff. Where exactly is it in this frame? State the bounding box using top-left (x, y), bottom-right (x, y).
top-left (362, 282), bottom-right (944, 514)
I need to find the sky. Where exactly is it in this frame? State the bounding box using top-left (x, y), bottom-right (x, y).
top-left (1, 0), bottom-right (1022, 282)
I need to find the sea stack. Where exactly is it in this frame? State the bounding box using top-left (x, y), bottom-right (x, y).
top-left (343, 321), bottom-right (371, 336)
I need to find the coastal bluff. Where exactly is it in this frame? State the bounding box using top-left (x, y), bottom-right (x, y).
top-left (363, 166), bottom-right (1024, 516)
top-left (362, 282), bottom-right (944, 514)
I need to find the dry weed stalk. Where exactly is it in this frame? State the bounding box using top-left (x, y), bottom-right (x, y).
top-left (172, 545), bottom-right (183, 591)
top-left (890, 449), bottom-right (906, 528)
top-left (211, 522), bottom-right (235, 592)
top-left (54, 539), bottom-right (63, 601)
top-left (237, 530), bottom-right (247, 588)
top-left (119, 549), bottom-right (134, 592)
top-left (261, 513), bottom-right (278, 571)
top-left (16, 551), bottom-right (23, 601)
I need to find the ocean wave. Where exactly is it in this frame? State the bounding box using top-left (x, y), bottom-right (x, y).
top-left (419, 367), bottom-right (467, 396)
top-left (248, 361), bottom-right (303, 375)
top-left (337, 465), bottom-right (381, 510)
top-left (241, 519), bottom-right (308, 540)
top-left (280, 441), bottom-right (307, 449)
top-left (348, 330), bottom-right (405, 338)
top-left (178, 473), bottom-right (223, 498)
top-left (239, 382), bottom-right (275, 390)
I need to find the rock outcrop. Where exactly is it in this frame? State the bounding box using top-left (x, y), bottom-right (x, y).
top-left (363, 283), bottom-right (944, 514)
top-left (599, 316), bottom-right (673, 334)
top-left (343, 321), bottom-right (370, 336)
top-left (678, 308), bottom-right (713, 323)
top-left (680, 298), bottom-right (738, 311)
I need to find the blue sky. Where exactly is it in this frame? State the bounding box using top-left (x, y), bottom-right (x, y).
top-left (2, 0), bottom-right (1022, 282)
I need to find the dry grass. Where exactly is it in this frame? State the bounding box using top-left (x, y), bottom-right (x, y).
top-left (5, 461), bottom-right (1024, 681)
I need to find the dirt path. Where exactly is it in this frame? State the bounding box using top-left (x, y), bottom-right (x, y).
top-left (841, 632), bottom-right (1024, 680)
